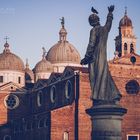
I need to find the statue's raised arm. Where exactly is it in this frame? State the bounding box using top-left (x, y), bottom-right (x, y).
top-left (105, 5), bottom-right (114, 32)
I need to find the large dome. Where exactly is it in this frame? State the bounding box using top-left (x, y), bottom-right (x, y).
top-left (34, 58), bottom-right (53, 73)
top-left (46, 20), bottom-right (80, 64)
top-left (119, 10), bottom-right (132, 27)
top-left (46, 41), bottom-right (80, 64)
top-left (0, 43), bottom-right (24, 71)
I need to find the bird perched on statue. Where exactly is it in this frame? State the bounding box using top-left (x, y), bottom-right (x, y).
top-left (91, 7), bottom-right (98, 14)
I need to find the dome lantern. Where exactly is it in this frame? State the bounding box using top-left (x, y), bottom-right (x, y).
top-left (3, 36), bottom-right (10, 53)
top-left (59, 17), bottom-right (67, 42)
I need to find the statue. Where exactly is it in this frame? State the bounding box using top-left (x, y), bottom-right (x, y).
top-left (60, 17), bottom-right (65, 28)
top-left (81, 5), bottom-right (122, 104)
top-left (42, 47), bottom-right (47, 59)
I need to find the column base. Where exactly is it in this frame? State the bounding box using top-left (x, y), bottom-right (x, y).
top-left (86, 103), bottom-right (127, 140)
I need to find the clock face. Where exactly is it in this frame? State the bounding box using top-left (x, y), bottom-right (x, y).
top-left (4, 95), bottom-right (19, 109)
top-left (130, 56), bottom-right (136, 64)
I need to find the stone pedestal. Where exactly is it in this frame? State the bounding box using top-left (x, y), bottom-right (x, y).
top-left (86, 103), bottom-right (127, 140)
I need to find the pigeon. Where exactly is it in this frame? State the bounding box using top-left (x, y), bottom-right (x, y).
top-left (91, 7), bottom-right (98, 14)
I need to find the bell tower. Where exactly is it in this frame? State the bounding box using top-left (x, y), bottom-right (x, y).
top-left (114, 8), bottom-right (136, 58)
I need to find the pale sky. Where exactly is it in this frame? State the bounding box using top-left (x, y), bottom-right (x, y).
top-left (0, 0), bottom-right (140, 68)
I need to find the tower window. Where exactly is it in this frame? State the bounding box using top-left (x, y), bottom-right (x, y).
top-left (18, 77), bottom-right (21, 84)
top-left (130, 43), bottom-right (134, 53)
top-left (0, 76), bottom-right (3, 83)
top-left (124, 43), bottom-right (128, 55)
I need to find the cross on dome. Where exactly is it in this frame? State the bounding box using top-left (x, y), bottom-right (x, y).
top-left (4, 36), bottom-right (9, 43)
top-left (125, 6), bottom-right (127, 15)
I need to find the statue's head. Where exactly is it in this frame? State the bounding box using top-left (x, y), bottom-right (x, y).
top-left (89, 7), bottom-right (100, 27)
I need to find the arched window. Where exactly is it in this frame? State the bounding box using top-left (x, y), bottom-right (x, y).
top-left (65, 81), bottom-right (72, 99)
top-left (38, 119), bottom-right (45, 128)
top-left (44, 119), bottom-right (48, 127)
top-left (50, 86), bottom-right (56, 103)
top-left (3, 135), bottom-right (11, 140)
top-left (31, 121), bottom-right (36, 130)
top-left (37, 91), bottom-right (43, 107)
top-left (124, 43), bottom-right (127, 54)
top-left (125, 80), bottom-right (139, 94)
top-left (19, 123), bottom-right (24, 132)
top-left (130, 43), bottom-right (134, 53)
top-left (26, 122), bottom-right (32, 131)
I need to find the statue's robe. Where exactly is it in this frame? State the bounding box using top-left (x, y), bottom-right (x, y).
top-left (85, 12), bottom-right (122, 101)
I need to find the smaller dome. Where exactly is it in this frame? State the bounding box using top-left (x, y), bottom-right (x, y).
top-left (119, 9), bottom-right (132, 27)
top-left (119, 15), bottom-right (132, 27)
top-left (0, 43), bottom-right (24, 71)
top-left (34, 59), bottom-right (53, 73)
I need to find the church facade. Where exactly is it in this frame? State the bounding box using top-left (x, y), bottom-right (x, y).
top-left (0, 10), bottom-right (140, 140)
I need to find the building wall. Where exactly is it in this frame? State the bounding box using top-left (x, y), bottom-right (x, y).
top-left (109, 62), bottom-right (140, 139)
top-left (79, 72), bottom-right (92, 140)
top-left (0, 92), bottom-right (8, 125)
top-left (51, 105), bottom-right (75, 140)
top-left (0, 70), bottom-right (25, 87)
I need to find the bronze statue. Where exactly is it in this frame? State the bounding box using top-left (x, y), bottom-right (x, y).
top-left (81, 5), bottom-right (122, 104)
top-left (60, 17), bottom-right (65, 28)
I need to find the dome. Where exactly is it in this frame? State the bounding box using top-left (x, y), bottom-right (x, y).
top-left (46, 41), bottom-right (81, 64)
top-left (46, 18), bottom-right (81, 64)
top-left (119, 9), bottom-right (132, 27)
top-left (0, 43), bottom-right (24, 71)
top-left (34, 58), bottom-right (53, 73)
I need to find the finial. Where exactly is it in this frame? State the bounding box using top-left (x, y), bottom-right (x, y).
top-left (42, 47), bottom-right (47, 59)
top-left (26, 58), bottom-right (29, 69)
top-left (125, 6), bottom-right (127, 15)
top-left (60, 17), bottom-right (65, 28)
top-left (4, 36), bottom-right (9, 43)
top-left (3, 36), bottom-right (10, 53)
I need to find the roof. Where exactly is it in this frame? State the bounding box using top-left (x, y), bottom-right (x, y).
top-left (109, 53), bottom-right (140, 66)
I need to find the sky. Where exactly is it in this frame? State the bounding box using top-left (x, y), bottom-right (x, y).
top-left (0, 0), bottom-right (140, 69)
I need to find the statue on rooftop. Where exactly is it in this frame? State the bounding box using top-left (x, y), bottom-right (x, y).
top-left (81, 5), bottom-right (122, 104)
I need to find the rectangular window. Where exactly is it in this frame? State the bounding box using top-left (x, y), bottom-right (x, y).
top-left (18, 77), bottom-right (21, 84)
top-left (63, 132), bottom-right (69, 140)
top-left (0, 76), bottom-right (3, 83)
top-left (127, 134), bottom-right (139, 140)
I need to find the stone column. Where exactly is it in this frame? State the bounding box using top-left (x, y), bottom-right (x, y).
top-left (86, 103), bottom-right (127, 140)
